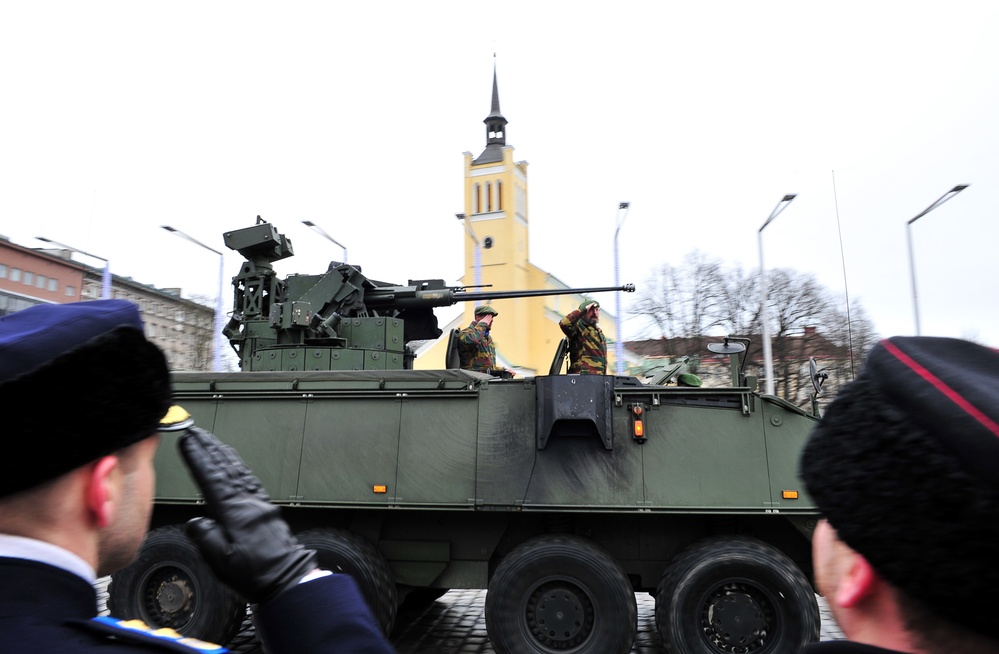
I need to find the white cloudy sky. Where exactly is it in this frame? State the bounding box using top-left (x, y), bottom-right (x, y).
top-left (2, 1), bottom-right (997, 346)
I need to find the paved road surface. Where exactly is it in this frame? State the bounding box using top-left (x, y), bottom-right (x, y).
top-left (226, 589), bottom-right (846, 653)
top-left (98, 580), bottom-right (844, 652)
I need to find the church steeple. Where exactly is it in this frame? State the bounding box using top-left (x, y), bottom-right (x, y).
top-left (474, 57), bottom-right (508, 165)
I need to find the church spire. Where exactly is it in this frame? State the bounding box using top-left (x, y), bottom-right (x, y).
top-left (474, 55), bottom-right (508, 165)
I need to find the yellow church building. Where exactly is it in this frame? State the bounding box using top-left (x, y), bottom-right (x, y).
top-left (413, 64), bottom-right (624, 376)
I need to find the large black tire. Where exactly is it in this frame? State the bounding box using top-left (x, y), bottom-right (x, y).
top-left (485, 535), bottom-right (637, 654)
top-left (655, 536), bottom-right (819, 654)
top-left (297, 527), bottom-right (398, 635)
top-left (107, 525), bottom-right (246, 646)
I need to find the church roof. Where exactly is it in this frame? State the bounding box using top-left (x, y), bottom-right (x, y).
top-left (473, 58), bottom-right (509, 166)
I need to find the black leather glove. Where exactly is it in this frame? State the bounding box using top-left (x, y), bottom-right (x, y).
top-left (179, 427), bottom-right (318, 605)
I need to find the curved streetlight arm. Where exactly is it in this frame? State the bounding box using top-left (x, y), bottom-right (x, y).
top-left (35, 236), bottom-right (108, 263)
top-left (36, 236), bottom-right (111, 299)
top-left (758, 194), bottom-right (798, 233)
top-left (908, 184), bottom-right (969, 225)
top-left (302, 220), bottom-right (348, 263)
top-left (906, 184), bottom-right (969, 335)
top-left (162, 225), bottom-right (221, 256)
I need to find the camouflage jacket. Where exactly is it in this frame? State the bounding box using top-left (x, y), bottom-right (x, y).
top-left (457, 320), bottom-right (496, 372)
top-left (559, 309), bottom-right (607, 374)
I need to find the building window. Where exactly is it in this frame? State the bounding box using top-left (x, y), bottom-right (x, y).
top-left (23, 271), bottom-right (33, 286)
top-left (47, 279), bottom-right (57, 292)
top-left (66, 285), bottom-right (76, 296)
top-left (496, 180), bottom-right (502, 211)
top-left (0, 264), bottom-right (6, 278)
top-left (473, 183), bottom-right (481, 214)
top-left (485, 182), bottom-right (492, 212)
top-left (36, 275), bottom-right (46, 288)
top-left (10, 268), bottom-right (20, 282)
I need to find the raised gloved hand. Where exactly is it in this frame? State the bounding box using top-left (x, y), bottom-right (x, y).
top-left (179, 427), bottom-right (318, 605)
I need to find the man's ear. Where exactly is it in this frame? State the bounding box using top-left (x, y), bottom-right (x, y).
top-left (85, 456), bottom-right (119, 529)
top-left (835, 548), bottom-right (879, 608)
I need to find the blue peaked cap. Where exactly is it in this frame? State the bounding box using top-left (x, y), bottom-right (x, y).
top-left (0, 300), bottom-right (145, 384)
top-left (0, 300), bottom-right (171, 496)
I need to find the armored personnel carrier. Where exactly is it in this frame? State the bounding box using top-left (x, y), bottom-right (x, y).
top-left (108, 218), bottom-right (824, 654)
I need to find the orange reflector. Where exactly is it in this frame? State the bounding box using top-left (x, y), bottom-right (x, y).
top-left (633, 420), bottom-right (644, 438)
top-left (782, 490), bottom-right (799, 500)
top-left (373, 485), bottom-right (387, 494)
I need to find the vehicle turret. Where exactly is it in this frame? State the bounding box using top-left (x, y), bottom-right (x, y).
top-left (221, 217), bottom-right (634, 371)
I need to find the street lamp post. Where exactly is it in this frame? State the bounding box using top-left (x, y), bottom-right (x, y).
top-left (757, 193), bottom-right (797, 396)
top-left (613, 202), bottom-right (630, 375)
top-left (162, 226), bottom-right (226, 373)
top-left (302, 220), bottom-right (348, 264)
top-left (456, 213), bottom-right (482, 288)
top-left (907, 184), bottom-right (969, 336)
top-left (36, 236), bottom-right (111, 299)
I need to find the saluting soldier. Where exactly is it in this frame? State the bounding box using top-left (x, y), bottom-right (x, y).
top-left (457, 305), bottom-right (499, 373)
top-left (560, 299), bottom-right (608, 374)
top-left (0, 300), bottom-right (394, 654)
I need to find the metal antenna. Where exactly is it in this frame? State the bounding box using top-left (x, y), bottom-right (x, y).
top-left (832, 171), bottom-right (855, 379)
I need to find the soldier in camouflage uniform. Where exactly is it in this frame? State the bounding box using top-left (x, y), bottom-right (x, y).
top-left (457, 305), bottom-right (499, 373)
top-left (559, 299), bottom-right (607, 374)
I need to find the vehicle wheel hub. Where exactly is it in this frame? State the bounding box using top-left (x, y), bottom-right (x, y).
top-left (701, 583), bottom-right (772, 652)
top-left (156, 579), bottom-right (191, 613)
top-left (143, 567), bottom-right (195, 628)
top-left (527, 580), bottom-right (594, 648)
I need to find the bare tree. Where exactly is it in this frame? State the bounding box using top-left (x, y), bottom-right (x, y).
top-left (717, 263), bottom-right (760, 336)
top-left (632, 251), bottom-right (727, 356)
top-left (763, 269), bottom-right (829, 400)
top-left (631, 254), bottom-right (878, 405)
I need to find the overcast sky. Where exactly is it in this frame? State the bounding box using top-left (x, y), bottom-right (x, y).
top-left (2, 1), bottom-right (997, 347)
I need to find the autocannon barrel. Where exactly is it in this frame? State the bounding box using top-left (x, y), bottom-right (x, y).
top-left (362, 283), bottom-right (635, 311)
top-left (453, 284), bottom-right (635, 303)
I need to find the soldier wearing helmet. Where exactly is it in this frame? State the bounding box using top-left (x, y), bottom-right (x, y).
top-left (457, 305), bottom-right (500, 373)
top-left (559, 299), bottom-right (607, 374)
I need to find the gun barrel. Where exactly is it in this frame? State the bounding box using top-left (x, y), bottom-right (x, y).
top-left (362, 284), bottom-right (635, 312)
top-left (453, 284), bottom-right (635, 303)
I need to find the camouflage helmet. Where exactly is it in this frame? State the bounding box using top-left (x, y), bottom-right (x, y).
top-left (474, 305), bottom-right (499, 317)
top-left (579, 299), bottom-right (600, 312)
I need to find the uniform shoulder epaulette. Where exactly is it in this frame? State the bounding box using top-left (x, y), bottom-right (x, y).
top-left (73, 617), bottom-right (229, 653)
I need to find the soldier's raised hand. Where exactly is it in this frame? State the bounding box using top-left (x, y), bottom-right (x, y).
top-left (179, 427), bottom-right (318, 605)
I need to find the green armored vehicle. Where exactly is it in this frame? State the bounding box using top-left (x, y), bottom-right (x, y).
top-left (109, 218), bottom-right (825, 654)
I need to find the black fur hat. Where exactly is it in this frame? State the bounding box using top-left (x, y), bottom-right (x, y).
top-left (801, 336), bottom-right (999, 636)
top-left (0, 300), bottom-right (171, 497)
